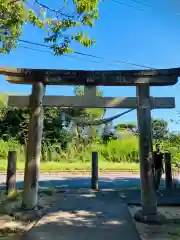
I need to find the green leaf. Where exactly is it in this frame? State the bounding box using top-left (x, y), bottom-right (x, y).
top-left (0, 0), bottom-right (100, 54)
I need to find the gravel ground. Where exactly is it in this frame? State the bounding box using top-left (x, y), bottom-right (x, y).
top-left (129, 206), bottom-right (180, 240)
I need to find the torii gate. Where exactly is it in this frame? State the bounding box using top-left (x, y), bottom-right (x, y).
top-left (0, 67), bottom-right (179, 222)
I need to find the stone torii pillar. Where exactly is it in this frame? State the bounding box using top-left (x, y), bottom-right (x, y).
top-left (22, 77), bottom-right (46, 209)
top-left (134, 84), bottom-right (165, 223)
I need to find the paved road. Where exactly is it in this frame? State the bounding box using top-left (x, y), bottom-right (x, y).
top-left (0, 172), bottom-right (167, 189)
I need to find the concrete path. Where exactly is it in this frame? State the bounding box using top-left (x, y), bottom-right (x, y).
top-left (19, 191), bottom-right (141, 240)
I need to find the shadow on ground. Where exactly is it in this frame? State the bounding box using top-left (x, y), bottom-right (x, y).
top-left (1, 176), bottom-right (178, 206)
top-left (0, 177), bottom-right (180, 239)
top-left (15, 191), bottom-right (141, 240)
top-left (0, 176), bottom-right (161, 190)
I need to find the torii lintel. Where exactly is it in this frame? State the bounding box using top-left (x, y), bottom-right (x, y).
top-left (0, 67), bottom-right (179, 86)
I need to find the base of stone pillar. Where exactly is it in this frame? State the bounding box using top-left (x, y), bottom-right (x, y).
top-left (134, 210), bottom-right (167, 225)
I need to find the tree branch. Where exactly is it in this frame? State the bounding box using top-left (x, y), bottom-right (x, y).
top-left (35, 0), bottom-right (75, 18)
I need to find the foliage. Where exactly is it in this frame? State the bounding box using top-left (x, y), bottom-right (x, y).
top-left (0, 88), bottom-right (105, 157)
top-left (70, 86), bottom-right (105, 140)
top-left (121, 119), bottom-right (169, 142)
top-left (115, 122), bottom-right (136, 131)
top-left (152, 118), bottom-right (169, 142)
top-left (0, 0), bottom-right (27, 53)
top-left (0, 0), bottom-right (100, 54)
top-left (0, 139), bottom-right (23, 161)
top-left (98, 136), bottom-right (139, 163)
top-left (0, 115), bottom-right (179, 170)
top-left (0, 136), bottom-right (139, 164)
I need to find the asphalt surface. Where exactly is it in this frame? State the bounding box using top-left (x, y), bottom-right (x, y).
top-left (0, 172), bottom-right (167, 190)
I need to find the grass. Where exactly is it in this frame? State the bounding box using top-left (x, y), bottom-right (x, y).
top-left (39, 161), bottom-right (139, 172)
top-left (0, 159), bottom-right (139, 172)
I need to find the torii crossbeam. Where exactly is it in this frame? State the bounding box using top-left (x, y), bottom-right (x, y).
top-left (3, 95), bottom-right (175, 109)
top-left (0, 66), bottom-right (179, 86)
top-left (0, 66), bottom-right (179, 223)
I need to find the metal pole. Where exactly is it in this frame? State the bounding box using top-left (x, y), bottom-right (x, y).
top-left (164, 152), bottom-right (172, 189)
top-left (92, 152), bottom-right (99, 190)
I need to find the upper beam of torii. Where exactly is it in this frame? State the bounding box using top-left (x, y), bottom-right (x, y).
top-left (0, 66), bottom-right (180, 86)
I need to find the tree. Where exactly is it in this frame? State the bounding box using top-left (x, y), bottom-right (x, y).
top-left (0, 0), bottom-right (100, 54)
top-left (115, 119), bottom-right (169, 142)
top-left (152, 119), bottom-right (169, 142)
top-left (0, 107), bottom-right (29, 143)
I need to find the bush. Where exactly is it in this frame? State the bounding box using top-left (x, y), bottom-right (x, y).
top-left (1, 134), bottom-right (180, 170)
top-left (98, 137), bottom-right (139, 163)
top-left (0, 139), bottom-right (24, 161)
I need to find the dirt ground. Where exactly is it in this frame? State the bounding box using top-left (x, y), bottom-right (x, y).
top-left (129, 206), bottom-right (180, 240)
top-left (0, 188), bottom-right (64, 239)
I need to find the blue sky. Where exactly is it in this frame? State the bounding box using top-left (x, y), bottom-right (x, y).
top-left (1, 0), bottom-right (180, 131)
